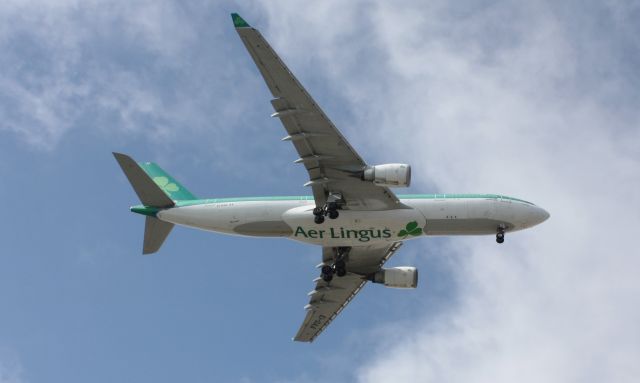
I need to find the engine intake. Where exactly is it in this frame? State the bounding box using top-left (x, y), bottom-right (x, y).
top-left (362, 164), bottom-right (411, 187)
top-left (370, 267), bottom-right (418, 288)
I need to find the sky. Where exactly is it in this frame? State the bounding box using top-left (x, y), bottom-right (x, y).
top-left (1, 1), bottom-right (639, 382)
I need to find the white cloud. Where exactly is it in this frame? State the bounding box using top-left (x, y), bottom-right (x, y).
top-left (253, 1), bottom-right (640, 382)
top-left (0, 0), bottom-right (204, 149)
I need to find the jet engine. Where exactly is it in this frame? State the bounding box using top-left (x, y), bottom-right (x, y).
top-left (362, 164), bottom-right (411, 187)
top-left (370, 267), bottom-right (418, 288)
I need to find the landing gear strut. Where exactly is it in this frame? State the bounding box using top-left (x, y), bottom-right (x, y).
top-left (335, 260), bottom-right (347, 277)
top-left (313, 193), bottom-right (344, 224)
top-left (320, 247), bottom-right (351, 282)
top-left (496, 225), bottom-right (506, 244)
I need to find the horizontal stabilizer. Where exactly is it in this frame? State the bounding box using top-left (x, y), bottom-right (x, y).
top-left (113, 152), bottom-right (175, 208)
top-left (143, 216), bottom-right (174, 254)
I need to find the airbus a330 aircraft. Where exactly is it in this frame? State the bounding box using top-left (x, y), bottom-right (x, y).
top-left (114, 13), bottom-right (549, 342)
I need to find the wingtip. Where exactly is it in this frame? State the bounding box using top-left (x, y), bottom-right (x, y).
top-left (231, 13), bottom-right (250, 28)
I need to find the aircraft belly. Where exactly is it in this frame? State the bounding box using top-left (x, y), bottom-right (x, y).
top-left (157, 204), bottom-right (237, 234)
top-left (405, 198), bottom-right (535, 234)
top-left (157, 201), bottom-right (304, 237)
top-left (406, 198), bottom-right (505, 235)
top-left (425, 218), bottom-right (504, 235)
top-left (154, 198), bottom-right (536, 241)
top-left (282, 206), bottom-right (426, 246)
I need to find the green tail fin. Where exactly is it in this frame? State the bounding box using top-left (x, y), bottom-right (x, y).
top-left (113, 152), bottom-right (194, 254)
top-left (113, 152), bottom-right (175, 208)
top-left (138, 162), bottom-right (197, 201)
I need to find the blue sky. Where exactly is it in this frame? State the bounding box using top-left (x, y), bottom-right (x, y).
top-left (1, 1), bottom-right (639, 382)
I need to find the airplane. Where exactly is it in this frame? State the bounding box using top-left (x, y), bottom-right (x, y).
top-left (113, 13), bottom-right (550, 342)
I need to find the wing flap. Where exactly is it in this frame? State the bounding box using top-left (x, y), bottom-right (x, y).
top-left (294, 274), bottom-right (366, 342)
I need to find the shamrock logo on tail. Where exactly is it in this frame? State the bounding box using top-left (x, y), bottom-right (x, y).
top-left (153, 176), bottom-right (180, 194)
top-left (398, 221), bottom-right (423, 239)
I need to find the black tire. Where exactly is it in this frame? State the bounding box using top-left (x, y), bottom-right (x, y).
top-left (313, 207), bottom-right (324, 216)
top-left (336, 267), bottom-right (347, 277)
top-left (321, 265), bottom-right (333, 275)
top-left (497, 237), bottom-right (504, 244)
top-left (328, 210), bottom-right (339, 219)
top-left (314, 214), bottom-right (325, 224)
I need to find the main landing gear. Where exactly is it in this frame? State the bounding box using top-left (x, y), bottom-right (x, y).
top-left (320, 247), bottom-right (350, 282)
top-left (313, 207), bottom-right (326, 224)
top-left (313, 193), bottom-right (343, 224)
top-left (496, 225), bottom-right (506, 244)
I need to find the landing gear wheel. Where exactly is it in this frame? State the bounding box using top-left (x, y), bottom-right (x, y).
top-left (333, 257), bottom-right (347, 277)
top-left (321, 265), bottom-right (334, 282)
top-left (312, 195), bottom-right (344, 223)
top-left (496, 232), bottom-right (505, 244)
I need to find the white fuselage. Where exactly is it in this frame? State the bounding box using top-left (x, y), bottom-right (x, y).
top-left (155, 195), bottom-right (549, 247)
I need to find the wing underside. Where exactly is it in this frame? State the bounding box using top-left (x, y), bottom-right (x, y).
top-left (233, 15), bottom-right (405, 211)
top-left (294, 242), bottom-right (403, 342)
top-left (231, 13), bottom-right (409, 342)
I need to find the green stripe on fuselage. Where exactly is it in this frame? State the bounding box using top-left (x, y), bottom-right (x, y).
top-left (404, 194), bottom-right (534, 205)
top-left (171, 194), bottom-right (534, 206)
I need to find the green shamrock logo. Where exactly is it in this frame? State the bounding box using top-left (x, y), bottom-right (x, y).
top-left (398, 221), bottom-right (422, 239)
top-left (153, 176), bottom-right (179, 194)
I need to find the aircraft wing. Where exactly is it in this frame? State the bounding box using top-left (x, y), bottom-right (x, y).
top-left (294, 242), bottom-right (403, 342)
top-left (232, 13), bottom-right (406, 210)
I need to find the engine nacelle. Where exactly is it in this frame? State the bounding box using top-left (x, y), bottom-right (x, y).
top-left (371, 267), bottom-right (418, 288)
top-left (362, 164), bottom-right (411, 187)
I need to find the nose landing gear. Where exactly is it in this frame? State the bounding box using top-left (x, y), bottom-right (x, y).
top-left (496, 225), bottom-right (506, 244)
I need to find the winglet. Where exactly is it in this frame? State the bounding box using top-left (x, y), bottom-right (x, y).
top-left (231, 13), bottom-right (250, 28)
